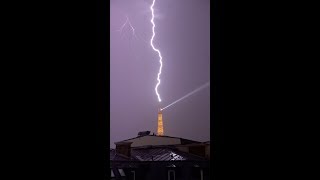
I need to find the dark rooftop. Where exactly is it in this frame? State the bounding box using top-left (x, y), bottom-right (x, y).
top-left (131, 146), bottom-right (206, 161)
top-left (110, 149), bottom-right (131, 161)
top-left (110, 146), bottom-right (206, 162)
top-left (116, 134), bottom-right (202, 145)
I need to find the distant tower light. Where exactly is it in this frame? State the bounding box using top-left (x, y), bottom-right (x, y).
top-left (157, 108), bottom-right (164, 136)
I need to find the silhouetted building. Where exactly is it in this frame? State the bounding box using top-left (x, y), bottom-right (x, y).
top-left (108, 133), bottom-right (210, 180)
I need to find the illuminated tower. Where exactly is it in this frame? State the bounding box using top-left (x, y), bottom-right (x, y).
top-left (157, 108), bottom-right (164, 136)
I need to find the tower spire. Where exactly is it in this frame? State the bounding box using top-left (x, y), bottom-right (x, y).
top-left (157, 108), bottom-right (164, 136)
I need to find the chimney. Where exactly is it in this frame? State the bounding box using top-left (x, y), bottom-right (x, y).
top-left (114, 141), bottom-right (133, 158)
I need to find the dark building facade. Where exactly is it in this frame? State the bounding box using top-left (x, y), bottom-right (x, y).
top-left (108, 134), bottom-right (210, 180)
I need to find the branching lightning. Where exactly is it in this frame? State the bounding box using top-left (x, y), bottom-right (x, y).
top-left (115, 14), bottom-right (151, 61)
top-left (150, 0), bottom-right (163, 102)
top-left (161, 82), bottom-right (210, 111)
top-left (116, 15), bottom-right (138, 39)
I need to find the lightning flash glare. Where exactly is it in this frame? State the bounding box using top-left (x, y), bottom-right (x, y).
top-left (160, 82), bottom-right (210, 111)
top-left (150, 0), bottom-right (163, 102)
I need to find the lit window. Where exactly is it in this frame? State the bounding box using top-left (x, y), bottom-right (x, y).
top-left (118, 169), bottom-right (126, 176)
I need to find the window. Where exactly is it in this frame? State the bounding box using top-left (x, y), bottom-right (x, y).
top-left (111, 169), bottom-right (115, 178)
top-left (118, 169), bottom-right (126, 177)
top-left (131, 171), bottom-right (135, 180)
top-left (168, 170), bottom-right (175, 180)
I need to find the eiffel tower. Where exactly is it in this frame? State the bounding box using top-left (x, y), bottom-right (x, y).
top-left (157, 108), bottom-right (164, 136)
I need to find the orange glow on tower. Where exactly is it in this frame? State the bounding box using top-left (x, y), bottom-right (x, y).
top-left (157, 108), bottom-right (164, 136)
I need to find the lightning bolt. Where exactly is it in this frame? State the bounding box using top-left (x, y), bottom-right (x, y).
top-left (116, 15), bottom-right (137, 39)
top-left (150, 0), bottom-right (163, 102)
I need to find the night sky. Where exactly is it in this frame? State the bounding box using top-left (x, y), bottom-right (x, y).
top-left (110, 0), bottom-right (210, 148)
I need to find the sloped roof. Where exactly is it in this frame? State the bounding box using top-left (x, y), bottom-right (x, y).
top-left (110, 146), bottom-right (206, 162)
top-left (116, 135), bottom-right (201, 145)
top-left (132, 146), bottom-right (206, 161)
top-left (109, 149), bottom-right (130, 161)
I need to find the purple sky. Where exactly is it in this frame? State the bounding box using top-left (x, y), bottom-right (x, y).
top-left (110, 0), bottom-right (210, 148)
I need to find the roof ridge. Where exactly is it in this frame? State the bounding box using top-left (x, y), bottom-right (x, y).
top-left (115, 135), bottom-right (201, 144)
top-left (132, 145), bottom-right (178, 149)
